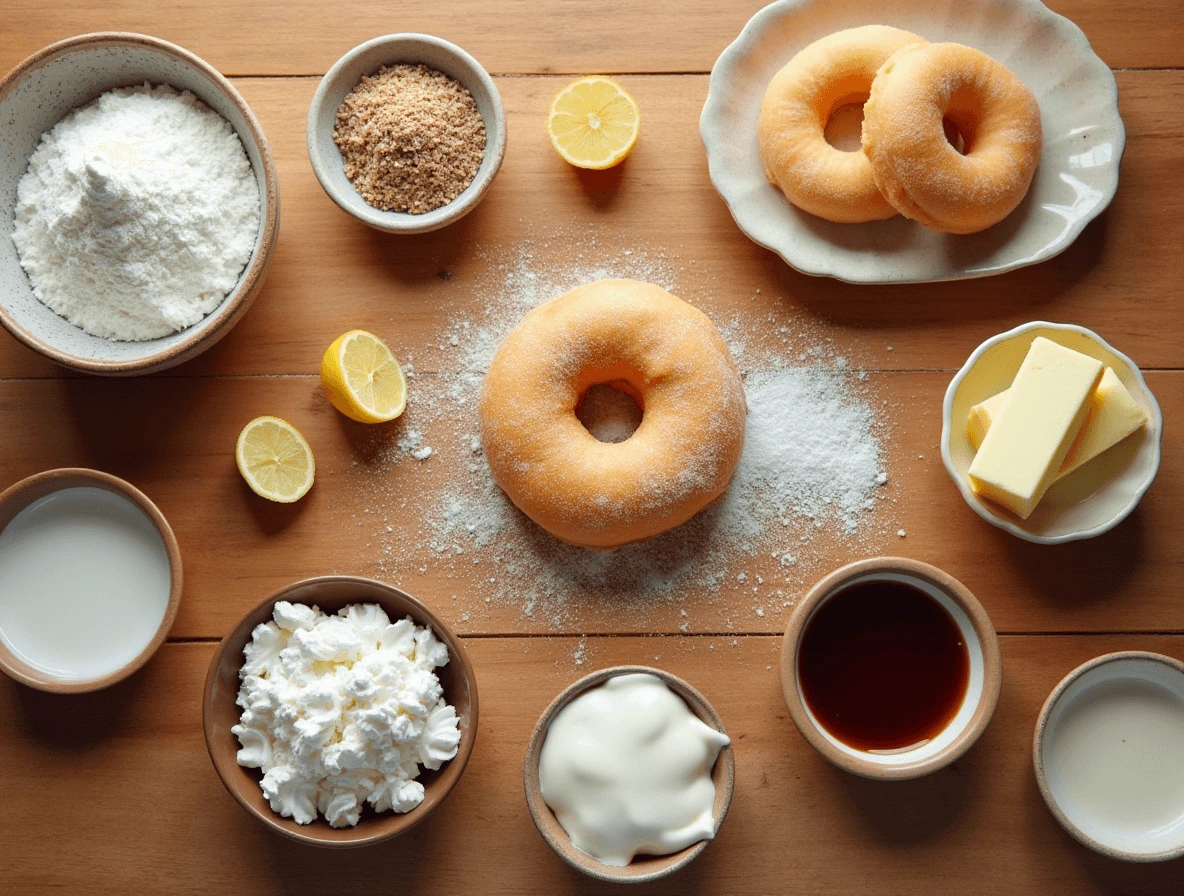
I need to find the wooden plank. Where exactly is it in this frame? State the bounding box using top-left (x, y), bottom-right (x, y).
top-left (3, 635), bottom-right (1182, 893)
top-left (0, 371), bottom-right (1177, 639)
top-left (1, 0), bottom-right (1181, 76)
top-left (3, 72), bottom-right (1182, 379)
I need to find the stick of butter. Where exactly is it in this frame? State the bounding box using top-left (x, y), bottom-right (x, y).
top-left (967, 368), bottom-right (1147, 479)
top-left (967, 337), bottom-right (1104, 519)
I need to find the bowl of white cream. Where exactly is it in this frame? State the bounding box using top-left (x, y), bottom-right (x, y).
top-left (524, 666), bottom-right (735, 883)
top-left (203, 576), bottom-right (479, 848)
top-left (0, 32), bottom-right (279, 375)
top-left (1034, 651), bottom-right (1184, 862)
top-left (0, 467), bottom-right (182, 692)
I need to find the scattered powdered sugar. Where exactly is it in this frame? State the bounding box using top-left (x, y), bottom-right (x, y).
top-left (726, 367), bottom-right (886, 538)
top-left (342, 227), bottom-right (899, 630)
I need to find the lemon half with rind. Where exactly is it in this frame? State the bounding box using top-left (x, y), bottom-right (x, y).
top-left (236, 416), bottom-right (315, 503)
top-left (547, 76), bottom-right (640, 170)
top-left (321, 330), bottom-right (407, 424)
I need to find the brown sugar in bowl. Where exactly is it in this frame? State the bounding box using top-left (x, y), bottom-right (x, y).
top-left (0, 468), bottom-right (183, 694)
top-left (203, 576), bottom-right (479, 848)
top-left (523, 665), bottom-right (735, 883)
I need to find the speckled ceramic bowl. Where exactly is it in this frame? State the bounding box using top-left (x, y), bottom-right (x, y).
top-left (701, 0), bottom-right (1124, 283)
top-left (1034, 652), bottom-right (1184, 862)
top-left (941, 322), bottom-right (1162, 543)
top-left (307, 33), bottom-right (505, 234)
top-left (0, 33), bottom-right (279, 375)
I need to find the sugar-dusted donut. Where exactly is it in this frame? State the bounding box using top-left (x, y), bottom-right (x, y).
top-left (478, 279), bottom-right (747, 550)
top-left (862, 42), bottom-right (1042, 234)
top-left (758, 25), bottom-right (926, 224)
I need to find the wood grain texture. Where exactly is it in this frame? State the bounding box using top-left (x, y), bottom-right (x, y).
top-left (3, 636), bottom-right (1183, 894)
top-left (0, 371), bottom-right (1176, 639)
top-left (3, 2), bottom-right (1184, 892)
top-left (4, 72), bottom-right (1184, 379)
top-left (1, 0), bottom-right (1181, 75)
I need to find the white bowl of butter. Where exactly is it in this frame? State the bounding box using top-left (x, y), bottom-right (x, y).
top-left (941, 321), bottom-right (1162, 543)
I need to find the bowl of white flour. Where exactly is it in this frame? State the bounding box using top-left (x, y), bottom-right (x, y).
top-left (0, 32), bottom-right (279, 374)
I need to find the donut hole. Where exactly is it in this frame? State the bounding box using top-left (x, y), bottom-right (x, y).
top-left (942, 117), bottom-right (967, 154)
top-left (576, 382), bottom-right (644, 443)
top-left (823, 92), bottom-right (870, 152)
top-left (943, 90), bottom-right (981, 155)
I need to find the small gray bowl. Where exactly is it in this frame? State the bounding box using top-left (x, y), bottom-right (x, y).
top-left (307, 34), bottom-right (506, 234)
top-left (0, 32), bottom-right (279, 375)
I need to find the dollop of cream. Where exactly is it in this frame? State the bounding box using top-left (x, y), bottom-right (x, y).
top-left (538, 672), bottom-right (730, 866)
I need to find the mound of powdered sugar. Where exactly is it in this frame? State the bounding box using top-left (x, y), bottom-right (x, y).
top-left (342, 230), bottom-right (899, 628)
top-left (12, 83), bottom-right (260, 341)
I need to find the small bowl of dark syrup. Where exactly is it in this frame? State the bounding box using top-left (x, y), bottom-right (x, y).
top-left (780, 557), bottom-right (1002, 780)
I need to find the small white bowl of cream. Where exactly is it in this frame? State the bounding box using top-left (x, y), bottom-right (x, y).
top-left (0, 468), bottom-right (182, 693)
top-left (524, 666), bottom-right (734, 883)
top-left (1034, 652), bottom-right (1184, 862)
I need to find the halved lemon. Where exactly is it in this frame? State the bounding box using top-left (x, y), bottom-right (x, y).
top-left (320, 329), bottom-right (407, 424)
top-left (547, 76), bottom-right (640, 170)
top-left (236, 416), bottom-right (315, 503)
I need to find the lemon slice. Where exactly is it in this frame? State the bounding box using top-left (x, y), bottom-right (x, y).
top-left (236, 416), bottom-right (315, 503)
top-left (547, 76), bottom-right (640, 170)
top-left (320, 329), bottom-right (407, 424)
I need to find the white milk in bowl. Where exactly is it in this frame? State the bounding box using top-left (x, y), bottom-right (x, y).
top-left (1043, 656), bottom-right (1184, 859)
top-left (0, 486), bottom-right (172, 681)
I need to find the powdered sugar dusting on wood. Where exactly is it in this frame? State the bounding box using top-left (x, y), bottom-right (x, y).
top-left (341, 230), bottom-right (901, 630)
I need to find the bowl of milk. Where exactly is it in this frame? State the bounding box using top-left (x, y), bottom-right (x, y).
top-left (1034, 651), bottom-right (1184, 862)
top-left (0, 468), bottom-right (181, 692)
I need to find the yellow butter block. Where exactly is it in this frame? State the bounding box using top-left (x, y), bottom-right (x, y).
top-left (967, 368), bottom-right (1147, 478)
top-left (968, 337), bottom-right (1104, 519)
top-left (967, 390), bottom-right (1009, 450)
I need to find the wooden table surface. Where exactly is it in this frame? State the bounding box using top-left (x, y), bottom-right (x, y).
top-left (2, 2), bottom-right (1183, 893)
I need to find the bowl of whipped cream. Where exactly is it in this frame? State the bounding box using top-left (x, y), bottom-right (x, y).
top-left (203, 576), bottom-right (478, 847)
top-left (0, 32), bottom-right (279, 375)
top-left (524, 666), bottom-right (735, 882)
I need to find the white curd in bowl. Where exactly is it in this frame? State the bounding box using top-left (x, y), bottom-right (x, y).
top-left (538, 672), bottom-right (730, 867)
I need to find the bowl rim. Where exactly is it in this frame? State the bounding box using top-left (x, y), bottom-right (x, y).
top-left (1032, 650), bottom-right (1184, 862)
top-left (0, 31), bottom-right (280, 375)
top-left (940, 320), bottom-right (1164, 544)
top-left (523, 664), bottom-right (735, 883)
top-left (306, 32), bottom-right (506, 234)
top-left (201, 574), bottom-right (479, 848)
top-left (779, 557), bottom-right (1002, 780)
top-left (0, 467), bottom-right (183, 693)
top-left (699, 0), bottom-right (1126, 283)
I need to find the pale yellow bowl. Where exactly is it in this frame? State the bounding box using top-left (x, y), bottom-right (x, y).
top-left (941, 322), bottom-right (1162, 543)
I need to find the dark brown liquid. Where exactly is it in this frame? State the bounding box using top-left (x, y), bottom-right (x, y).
top-left (798, 579), bottom-right (970, 752)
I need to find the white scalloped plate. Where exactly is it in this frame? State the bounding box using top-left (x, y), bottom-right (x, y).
top-left (700, 0), bottom-right (1124, 283)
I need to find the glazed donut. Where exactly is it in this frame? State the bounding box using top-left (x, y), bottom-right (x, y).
top-left (758, 25), bottom-right (926, 223)
top-left (862, 42), bottom-right (1042, 234)
top-left (478, 279), bottom-right (747, 550)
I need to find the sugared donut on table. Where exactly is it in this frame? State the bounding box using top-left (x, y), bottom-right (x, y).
top-left (758, 25), bottom-right (926, 223)
top-left (478, 279), bottom-right (747, 550)
top-left (862, 42), bottom-right (1043, 234)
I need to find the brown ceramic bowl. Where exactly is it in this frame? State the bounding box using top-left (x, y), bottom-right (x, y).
top-left (0, 468), bottom-right (183, 693)
top-left (781, 557), bottom-right (1002, 780)
top-left (524, 665), bottom-right (735, 883)
top-left (0, 32), bottom-right (279, 375)
top-left (1034, 651), bottom-right (1184, 862)
top-left (203, 576), bottom-right (478, 848)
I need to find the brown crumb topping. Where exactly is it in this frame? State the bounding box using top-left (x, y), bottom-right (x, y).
top-left (333, 64), bottom-right (487, 215)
